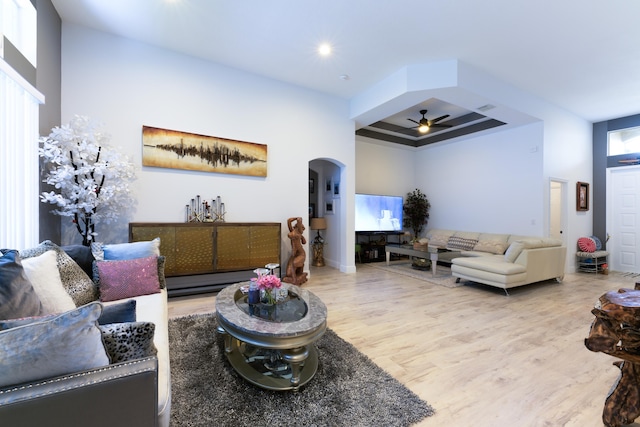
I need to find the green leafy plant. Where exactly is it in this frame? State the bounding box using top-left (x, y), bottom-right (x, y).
top-left (403, 189), bottom-right (431, 241)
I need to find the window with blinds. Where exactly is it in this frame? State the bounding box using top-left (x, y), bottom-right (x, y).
top-left (0, 58), bottom-right (44, 249)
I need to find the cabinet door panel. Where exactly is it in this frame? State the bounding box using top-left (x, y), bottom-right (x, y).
top-left (250, 225), bottom-right (280, 266)
top-left (130, 226), bottom-right (177, 275)
top-left (173, 227), bottom-right (215, 275)
top-left (216, 226), bottom-right (251, 270)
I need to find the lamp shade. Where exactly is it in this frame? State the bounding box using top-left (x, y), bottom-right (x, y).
top-left (310, 217), bottom-right (327, 231)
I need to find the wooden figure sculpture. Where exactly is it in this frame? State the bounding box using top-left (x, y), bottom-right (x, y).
top-left (585, 286), bottom-right (640, 427)
top-left (283, 217), bottom-right (308, 286)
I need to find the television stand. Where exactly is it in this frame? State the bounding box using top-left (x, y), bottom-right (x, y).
top-left (356, 231), bottom-right (404, 263)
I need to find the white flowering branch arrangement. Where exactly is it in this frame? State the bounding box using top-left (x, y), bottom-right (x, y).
top-left (39, 115), bottom-right (136, 246)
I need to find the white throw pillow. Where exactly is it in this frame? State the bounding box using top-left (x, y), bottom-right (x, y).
top-left (504, 242), bottom-right (525, 263)
top-left (22, 250), bottom-right (76, 315)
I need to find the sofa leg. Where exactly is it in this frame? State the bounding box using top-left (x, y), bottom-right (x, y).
top-left (456, 278), bottom-right (460, 283)
top-left (503, 288), bottom-right (510, 296)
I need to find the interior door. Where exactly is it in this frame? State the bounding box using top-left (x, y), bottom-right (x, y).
top-left (549, 179), bottom-right (566, 245)
top-left (608, 166), bottom-right (640, 273)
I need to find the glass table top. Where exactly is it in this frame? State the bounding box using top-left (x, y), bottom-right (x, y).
top-left (234, 288), bottom-right (308, 323)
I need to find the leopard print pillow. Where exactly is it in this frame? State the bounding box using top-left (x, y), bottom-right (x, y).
top-left (99, 321), bottom-right (157, 363)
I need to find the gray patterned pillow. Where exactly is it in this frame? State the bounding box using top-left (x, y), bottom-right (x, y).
top-left (447, 236), bottom-right (478, 251)
top-left (20, 241), bottom-right (98, 306)
top-left (99, 321), bottom-right (157, 363)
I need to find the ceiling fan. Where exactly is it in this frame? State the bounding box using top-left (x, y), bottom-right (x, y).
top-left (407, 109), bottom-right (451, 133)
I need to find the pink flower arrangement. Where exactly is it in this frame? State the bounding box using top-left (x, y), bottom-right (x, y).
top-left (253, 273), bottom-right (282, 290)
top-left (251, 272), bottom-right (282, 305)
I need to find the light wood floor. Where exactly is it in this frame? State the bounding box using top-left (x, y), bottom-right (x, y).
top-left (168, 264), bottom-right (640, 427)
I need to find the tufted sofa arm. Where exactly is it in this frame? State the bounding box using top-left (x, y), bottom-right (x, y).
top-left (0, 356), bottom-right (158, 427)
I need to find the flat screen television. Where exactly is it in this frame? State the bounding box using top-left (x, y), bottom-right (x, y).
top-left (355, 193), bottom-right (403, 233)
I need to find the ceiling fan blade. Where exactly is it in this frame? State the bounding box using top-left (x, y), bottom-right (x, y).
top-left (430, 114), bottom-right (450, 124)
top-left (407, 118), bottom-right (421, 125)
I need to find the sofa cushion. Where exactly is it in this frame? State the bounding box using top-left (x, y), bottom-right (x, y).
top-left (426, 229), bottom-right (455, 247)
top-left (21, 250), bottom-right (76, 315)
top-left (92, 238), bottom-right (161, 261)
top-left (518, 238), bottom-right (563, 249)
top-left (473, 233), bottom-right (510, 255)
top-left (447, 236), bottom-right (478, 251)
top-left (452, 255), bottom-right (527, 275)
top-left (102, 289), bottom-right (170, 424)
top-left (453, 231), bottom-right (481, 240)
top-left (0, 250), bottom-right (43, 320)
top-left (0, 302), bottom-right (109, 388)
top-left (96, 256), bottom-right (161, 302)
top-left (100, 321), bottom-right (157, 363)
top-left (504, 242), bottom-right (525, 263)
top-left (20, 241), bottom-right (99, 306)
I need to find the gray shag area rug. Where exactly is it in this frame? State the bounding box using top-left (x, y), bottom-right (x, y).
top-left (169, 313), bottom-right (434, 426)
top-left (369, 261), bottom-right (463, 288)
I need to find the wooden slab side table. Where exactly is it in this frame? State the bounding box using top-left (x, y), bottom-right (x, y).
top-left (585, 287), bottom-right (640, 427)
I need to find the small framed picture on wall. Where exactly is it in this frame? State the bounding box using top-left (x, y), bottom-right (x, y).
top-left (325, 179), bottom-right (332, 192)
top-left (577, 181), bottom-right (589, 211)
top-left (325, 201), bottom-right (334, 215)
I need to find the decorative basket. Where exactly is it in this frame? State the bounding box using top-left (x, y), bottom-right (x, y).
top-left (413, 242), bottom-right (428, 251)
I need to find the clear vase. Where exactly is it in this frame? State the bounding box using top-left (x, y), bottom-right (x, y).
top-left (260, 289), bottom-right (276, 305)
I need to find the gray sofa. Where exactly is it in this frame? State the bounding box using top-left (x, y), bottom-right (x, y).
top-left (0, 241), bottom-right (170, 427)
top-left (425, 229), bottom-right (567, 294)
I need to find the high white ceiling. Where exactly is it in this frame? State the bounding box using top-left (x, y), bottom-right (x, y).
top-left (51, 0), bottom-right (640, 127)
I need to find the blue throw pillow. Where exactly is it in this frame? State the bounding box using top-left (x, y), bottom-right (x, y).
top-left (99, 299), bottom-right (137, 324)
top-left (92, 238), bottom-right (161, 261)
top-left (0, 250), bottom-right (43, 320)
top-left (0, 302), bottom-right (109, 388)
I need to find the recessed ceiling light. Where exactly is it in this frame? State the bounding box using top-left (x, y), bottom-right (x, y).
top-left (339, 74), bottom-right (350, 81)
top-left (318, 43), bottom-right (332, 56)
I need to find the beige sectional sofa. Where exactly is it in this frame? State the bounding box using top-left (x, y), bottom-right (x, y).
top-left (425, 229), bottom-right (567, 294)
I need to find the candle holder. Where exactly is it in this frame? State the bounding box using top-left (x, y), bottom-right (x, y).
top-left (185, 195), bottom-right (226, 222)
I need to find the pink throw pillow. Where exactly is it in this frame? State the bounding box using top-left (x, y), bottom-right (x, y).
top-left (97, 256), bottom-right (161, 302)
top-left (577, 237), bottom-right (596, 253)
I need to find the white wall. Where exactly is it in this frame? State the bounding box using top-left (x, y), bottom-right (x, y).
top-left (60, 24), bottom-right (355, 271)
top-left (413, 123), bottom-right (544, 235)
top-left (355, 139), bottom-right (416, 197)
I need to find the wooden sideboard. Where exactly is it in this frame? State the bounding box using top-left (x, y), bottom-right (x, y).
top-left (129, 222), bottom-right (281, 296)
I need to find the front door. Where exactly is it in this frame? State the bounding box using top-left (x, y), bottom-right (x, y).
top-left (608, 166), bottom-right (640, 273)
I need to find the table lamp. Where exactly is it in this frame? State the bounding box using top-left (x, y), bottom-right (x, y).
top-left (310, 217), bottom-right (327, 267)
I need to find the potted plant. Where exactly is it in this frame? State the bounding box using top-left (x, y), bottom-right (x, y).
top-left (403, 188), bottom-right (431, 242)
top-left (39, 115), bottom-right (136, 246)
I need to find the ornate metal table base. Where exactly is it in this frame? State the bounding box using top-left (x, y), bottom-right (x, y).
top-left (217, 327), bottom-right (319, 391)
top-left (216, 282), bottom-right (327, 392)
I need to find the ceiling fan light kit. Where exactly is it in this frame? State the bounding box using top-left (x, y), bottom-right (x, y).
top-left (407, 109), bottom-right (452, 133)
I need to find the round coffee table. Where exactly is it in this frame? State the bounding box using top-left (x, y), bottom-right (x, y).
top-left (215, 282), bottom-right (327, 391)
